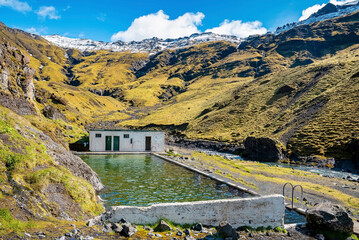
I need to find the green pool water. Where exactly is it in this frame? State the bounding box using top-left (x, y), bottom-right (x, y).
top-left (80, 154), bottom-right (252, 207)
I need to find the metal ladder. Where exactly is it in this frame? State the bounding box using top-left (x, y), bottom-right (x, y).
top-left (283, 182), bottom-right (303, 209)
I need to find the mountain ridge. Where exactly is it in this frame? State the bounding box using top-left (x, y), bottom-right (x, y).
top-left (43, 32), bottom-right (242, 53)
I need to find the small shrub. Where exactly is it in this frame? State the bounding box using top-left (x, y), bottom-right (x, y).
top-left (5, 154), bottom-right (25, 171)
top-left (274, 226), bottom-right (287, 234)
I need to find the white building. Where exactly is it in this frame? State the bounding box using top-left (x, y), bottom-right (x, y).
top-left (89, 129), bottom-right (165, 152)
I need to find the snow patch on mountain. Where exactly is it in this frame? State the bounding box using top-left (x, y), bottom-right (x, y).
top-left (43, 32), bottom-right (242, 53)
top-left (276, 1), bottom-right (359, 33)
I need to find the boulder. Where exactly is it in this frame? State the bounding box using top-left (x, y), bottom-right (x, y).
top-left (86, 215), bottom-right (102, 227)
top-left (243, 137), bottom-right (285, 162)
top-left (217, 221), bottom-right (238, 240)
top-left (120, 222), bottom-right (137, 237)
top-left (43, 105), bottom-right (65, 120)
top-left (192, 223), bottom-right (203, 231)
top-left (111, 223), bottom-right (123, 233)
top-left (306, 202), bottom-right (353, 239)
top-left (154, 220), bottom-right (172, 232)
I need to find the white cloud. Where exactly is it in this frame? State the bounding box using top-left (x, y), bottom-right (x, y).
top-left (25, 26), bottom-right (47, 35)
top-left (0, 0), bottom-right (31, 12)
top-left (205, 20), bottom-right (267, 38)
top-left (299, 4), bottom-right (326, 21)
top-left (299, 0), bottom-right (358, 21)
top-left (37, 6), bottom-right (60, 20)
top-left (111, 10), bottom-right (204, 42)
top-left (78, 32), bottom-right (85, 38)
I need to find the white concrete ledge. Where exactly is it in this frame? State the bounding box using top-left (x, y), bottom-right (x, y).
top-left (107, 195), bottom-right (285, 228)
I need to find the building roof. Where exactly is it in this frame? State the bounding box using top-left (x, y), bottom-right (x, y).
top-left (89, 129), bottom-right (165, 133)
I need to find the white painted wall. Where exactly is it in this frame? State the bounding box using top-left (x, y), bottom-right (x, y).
top-left (89, 130), bottom-right (165, 152)
top-left (106, 195), bottom-right (285, 228)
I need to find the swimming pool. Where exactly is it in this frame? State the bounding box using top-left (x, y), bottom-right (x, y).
top-left (80, 154), bottom-right (252, 207)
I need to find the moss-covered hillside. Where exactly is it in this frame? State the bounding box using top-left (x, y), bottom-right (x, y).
top-left (0, 38), bottom-right (103, 235)
top-left (1, 11), bottom-right (359, 162)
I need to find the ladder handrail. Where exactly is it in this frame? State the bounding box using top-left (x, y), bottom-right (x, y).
top-left (292, 184), bottom-right (304, 209)
top-left (282, 182), bottom-right (304, 209)
top-left (282, 182), bottom-right (293, 197)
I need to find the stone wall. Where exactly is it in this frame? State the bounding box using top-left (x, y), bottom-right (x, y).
top-left (106, 195), bottom-right (284, 228)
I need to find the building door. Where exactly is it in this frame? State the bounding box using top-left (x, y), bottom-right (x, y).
top-left (145, 136), bottom-right (151, 151)
top-left (105, 136), bottom-right (112, 151)
top-left (113, 136), bottom-right (120, 151)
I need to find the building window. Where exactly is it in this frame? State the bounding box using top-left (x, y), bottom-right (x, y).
top-left (95, 133), bottom-right (102, 138)
top-left (124, 134), bottom-right (130, 138)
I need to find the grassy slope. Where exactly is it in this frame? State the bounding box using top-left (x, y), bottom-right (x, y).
top-left (115, 13), bottom-right (359, 159)
top-left (2, 11), bottom-right (359, 159)
top-left (0, 106), bottom-right (103, 234)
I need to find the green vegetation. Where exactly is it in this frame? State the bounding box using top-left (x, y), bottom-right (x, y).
top-left (2, 13), bottom-right (358, 159)
top-left (27, 166), bottom-right (103, 216)
top-left (0, 106), bottom-right (103, 224)
top-left (150, 219), bottom-right (192, 232)
top-left (190, 152), bottom-right (359, 210)
top-left (0, 208), bottom-right (37, 233)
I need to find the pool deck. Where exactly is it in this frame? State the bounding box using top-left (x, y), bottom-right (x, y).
top-left (76, 151), bottom-right (344, 226)
top-left (152, 153), bottom-right (261, 197)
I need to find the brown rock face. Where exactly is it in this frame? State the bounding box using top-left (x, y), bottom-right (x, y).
top-left (0, 42), bottom-right (36, 115)
top-left (243, 137), bottom-right (286, 162)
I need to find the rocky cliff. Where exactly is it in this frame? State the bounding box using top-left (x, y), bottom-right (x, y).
top-left (0, 42), bottom-right (104, 225)
top-left (0, 42), bottom-right (36, 115)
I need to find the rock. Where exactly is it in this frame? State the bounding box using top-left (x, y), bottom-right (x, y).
top-left (176, 231), bottom-right (183, 236)
top-left (306, 202), bottom-right (354, 238)
top-left (145, 226), bottom-right (153, 231)
top-left (87, 216), bottom-right (102, 227)
top-left (83, 236), bottom-right (93, 240)
top-left (43, 105), bottom-right (65, 120)
top-left (119, 218), bottom-right (127, 223)
top-left (155, 233), bottom-right (163, 237)
top-left (32, 127), bottom-right (104, 191)
top-left (192, 223), bottom-right (203, 231)
top-left (24, 232), bottom-right (31, 238)
top-left (184, 228), bottom-right (191, 235)
top-left (243, 137), bottom-right (285, 162)
top-left (121, 222), bottom-right (137, 237)
top-left (65, 232), bottom-right (72, 237)
top-left (112, 223), bottom-right (123, 233)
top-left (102, 223), bottom-right (112, 233)
top-left (154, 220), bottom-right (172, 232)
top-left (217, 221), bottom-right (238, 240)
top-left (314, 234), bottom-right (325, 240)
top-left (56, 236), bottom-right (66, 240)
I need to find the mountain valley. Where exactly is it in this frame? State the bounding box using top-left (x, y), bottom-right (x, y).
top-left (0, 5), bottom-right (359, 238)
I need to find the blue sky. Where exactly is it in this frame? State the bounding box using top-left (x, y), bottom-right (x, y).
top-left (0, 0), bottom-right (353, 41)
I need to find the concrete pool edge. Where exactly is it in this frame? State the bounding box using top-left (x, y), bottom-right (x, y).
top-left (76, 151), bottom-right (307, 225)
top-left (106, 195), bottom-right (285, 228)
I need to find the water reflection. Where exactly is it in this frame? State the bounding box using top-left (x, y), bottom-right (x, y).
top-left (81, 154), bottom-right (252, 207)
